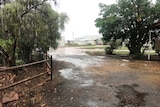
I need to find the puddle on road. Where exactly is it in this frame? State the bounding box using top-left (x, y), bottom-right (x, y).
top-left (59, 68), bottom-right (80, 81)
top-left (87, 100), bottom-right (98, 107)
top-left (48, 47), bottom-right (87, 56)
top-left (80, 80), bottom-right (94, 87)
top-left (52, 56), bottom-right (105, 68)
top-left (48, 47), bottom-right (105, 68)
top-left (59, 68), bottom-right (95, 87)
top-left (55, 57), bottom-right (88, 68)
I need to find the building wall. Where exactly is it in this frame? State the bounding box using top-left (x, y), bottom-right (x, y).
top-left (75, 35), bottom-right (103, 45)
top-left (76, 40), bottom-right (96, 45)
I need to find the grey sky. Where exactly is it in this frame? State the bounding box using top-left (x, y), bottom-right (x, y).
top-left (56, 0), bottom-right (156, 40)
top-left (56, 0), bottom-right (116, 40)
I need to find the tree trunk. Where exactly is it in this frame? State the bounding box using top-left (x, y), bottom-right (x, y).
top-left (9, 36), bottom-right (18, 74)
top-left (0, 46), bottom-right (9, 65)
top-left (22, 46), bottom-right (32, 63)
top-left (128, 44), bottom-right (142, 59)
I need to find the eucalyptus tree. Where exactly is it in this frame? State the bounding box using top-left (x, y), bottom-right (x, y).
top-left (0, 0), bottom-right (69, 68)
top-left (59, 12), bottom-right (69, 31)
top-left (95, 0), bottom-right (159, 57)
top-left (0, 2), bottom-right (23, 66)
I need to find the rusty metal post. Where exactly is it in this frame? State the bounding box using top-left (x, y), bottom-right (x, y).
top-left (51, 55), bottom-right (53, 80)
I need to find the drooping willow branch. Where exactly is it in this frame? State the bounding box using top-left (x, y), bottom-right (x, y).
top-left (21, 0), bottom-right (57, 18)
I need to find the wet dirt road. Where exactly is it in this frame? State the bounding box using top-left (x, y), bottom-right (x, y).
top-left (48, 47), bottom-right (160, 107)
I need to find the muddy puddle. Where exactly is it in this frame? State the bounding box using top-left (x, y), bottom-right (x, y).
top-left (59, 68), bottom-right (81, 81)
top-left (47, 47), bottom-right (160, 107)
top-left (48, 47), bottom-right (105, 68)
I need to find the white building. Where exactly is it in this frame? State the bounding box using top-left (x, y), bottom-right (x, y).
top-left (75, 35), bottom-right (103, 45)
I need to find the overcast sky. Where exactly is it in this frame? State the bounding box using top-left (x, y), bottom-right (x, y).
top-left (54, 0), bottom-right (156, 40)
top-left (54, 0), bottom-right (116, 40)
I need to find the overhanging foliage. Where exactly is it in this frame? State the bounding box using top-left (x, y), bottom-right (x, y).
top-left (0, 0), bottom-right (68, 67)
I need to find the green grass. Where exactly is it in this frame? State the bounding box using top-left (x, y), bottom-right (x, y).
top-left (113, 50), bottom-right (129, 55)
top-left (85, 50), bottom-right (129, 56)
top-left (65, 44), bottom-right (108, 49)
top-left (117, 46), bottom-right (128, 50)
top-left (80, 46), bottom-right (106, 49)
top-left (66, 45), bottom-right (158, 56)
top-left (65, 44), bottom-right (101, 48)
top-left (113, 50), bottom-right (157, 55)
top-left (85, 51), bottom-right (105, 56)
top-left (144, 51), bottom-right (157, 55)
top-left (85, 49), bottom-right (157, 56)
top-left (65, 44), bottom-right (80, 47)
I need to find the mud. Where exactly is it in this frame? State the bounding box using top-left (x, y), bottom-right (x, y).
top-left (45, 47), bottom-right (160, 107)
top-left (116, 84), bottom-right (148, 107)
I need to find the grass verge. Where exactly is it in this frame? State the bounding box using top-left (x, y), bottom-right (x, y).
top-left (85, 51), bottom-right (105, 56)
top-left (86, 50), bottom-right (157, 56)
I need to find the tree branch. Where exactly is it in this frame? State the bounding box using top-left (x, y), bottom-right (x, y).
top-left (20, 0), bottom-right (58, 18)
top-left (21, 0), bottom-right (47, 18)
top-left (0, 46), bottom-right (9, 59)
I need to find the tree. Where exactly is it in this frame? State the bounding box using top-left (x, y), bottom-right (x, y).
top-left (0, 0), bottom-right (69, 69)
top-left (95, 3), bottom-right (122, 54)
top-left (95, 0), bottom-right (160, 57)
top-left (0, 2), bottom-right (22, 67)
top-left (59, 12), bottom-right (69, 31)
top-left (17, 1), bottom-right (62, 62)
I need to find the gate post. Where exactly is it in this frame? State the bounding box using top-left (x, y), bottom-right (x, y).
top-left (51, 55), bottom-right (53, 80)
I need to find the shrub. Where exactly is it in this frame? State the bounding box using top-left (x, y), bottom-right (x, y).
top-left (16, 60), bottom-right (24, 65)
top-left (105, 47), bottom-right (114, 54)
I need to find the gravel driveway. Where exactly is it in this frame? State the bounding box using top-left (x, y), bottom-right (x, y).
top-left (46, 47), bottom-right (160, 107)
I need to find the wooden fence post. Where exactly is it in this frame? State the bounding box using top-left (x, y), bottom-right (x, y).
top-left (51, 55), bottom-right (53, 80)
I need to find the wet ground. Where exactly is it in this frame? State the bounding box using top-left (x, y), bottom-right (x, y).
top-left (47, 47), bottom-right (160, 107)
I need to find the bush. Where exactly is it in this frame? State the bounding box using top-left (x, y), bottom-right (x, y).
top-left (16, 60), bottom-right (24, 65)
top-left (105, 47), bottom-right (114, 54)
top-left (105, 39), bottom-right (122, 55)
